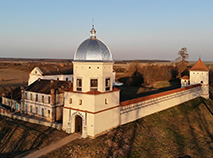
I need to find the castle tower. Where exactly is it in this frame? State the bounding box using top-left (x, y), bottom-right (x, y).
top-left (63, 26), bottom-right (120, 138)
top-left (189, 58), bottom-right (209, 99)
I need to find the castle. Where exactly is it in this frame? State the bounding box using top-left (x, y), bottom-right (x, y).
top-left (62, 26), bottom-right (209, 138)
top-left (1, 26), bottom-right (209, 138)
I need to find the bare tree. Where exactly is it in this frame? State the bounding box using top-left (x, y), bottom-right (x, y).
top-left (176, 47), bottom-right (189, 77)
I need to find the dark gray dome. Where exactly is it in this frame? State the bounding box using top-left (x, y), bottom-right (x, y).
top-left (74, 27), bottom-right (113, 61)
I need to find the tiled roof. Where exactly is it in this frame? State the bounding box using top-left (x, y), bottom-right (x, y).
top-left (26, 79), bottom-right (71, 94)
top-left (120, 84), bottom-right (201, 107)
top-left (38, 65), bottom-right (73, 75)
top-left (189, 59), bottom-right (209, 71)
top-left (180, 76), bottom-right (189, 80)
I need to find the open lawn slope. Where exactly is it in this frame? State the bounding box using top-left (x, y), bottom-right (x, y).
top-left (42, 97), bottom-right (213, 158)
top-left (0, 117), bottom-right (68, 158)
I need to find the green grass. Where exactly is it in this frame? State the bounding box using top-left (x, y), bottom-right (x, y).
top-left (41, 97), bottom-right (213, 158)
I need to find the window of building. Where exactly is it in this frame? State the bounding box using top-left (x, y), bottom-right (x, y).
top-left (36, 107), bottom-right (38, 114)
top-left (105, 78), bottom-right (110, 91)
top-left (201, 81), bottom-right (203, 84)
top-left (30, 106), bottom-right (32, 113)
top-left (35, 71), bottom-right (37, 74)
top-left (36, 94), bottom-right (38, 101)
top-left (25, 92), bottom-right (27, 99)
top-left (30, 94), bottom-right (32, 100)
top-left (69, 98), bottom-right (72, 104)
top-left (79, 99), bottom-right (82, 105)
top-left (77, 79), bottom-right (82, 91)
top-left (48, 96), bottom-right (51, 104)
top-left (42, 108), bottom-right (44, 116)
top-left (66, 77), bottom-right (68, 81)
top-left (42, 95), bottom-right (44, 103)
top-left (48, 110), bottom-right (50, 117)
top-left (105, 98), bottom-right (108, 104)
top-left (90, 79), bottom-right (98, 90)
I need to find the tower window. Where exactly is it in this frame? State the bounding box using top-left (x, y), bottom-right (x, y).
top-left (105, 78), bottom-right (110, 91)
top-left (201, 81), bottom-right (203, 84)
top-left (90, 79), bottom-right (98, 90)
top-left (77, 79), bottom-right (82, 91)
top-left (69, 98), bottom-right (72, 104)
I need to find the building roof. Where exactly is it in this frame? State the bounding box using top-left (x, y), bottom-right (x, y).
top-left (38, 65), bottom-right (73, 75)
top-left (180, 76), bottom-right (189, 80)
top-left (74, 26), bottom-right (113, 62)
top-left (189, 59), bottom-right (209, 71)
top-left (4, 87), bottom-right (22, 101)
top-left (25, 79), bottom-right (71, 94)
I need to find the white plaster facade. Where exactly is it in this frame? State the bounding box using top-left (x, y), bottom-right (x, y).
top-left (190, 70), bottom-right (209, 98)
top-left (62, 27), bottom-right (209, 138)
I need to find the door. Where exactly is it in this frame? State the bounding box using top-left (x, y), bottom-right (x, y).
top-left (75, 115), bottom-right (82, 133)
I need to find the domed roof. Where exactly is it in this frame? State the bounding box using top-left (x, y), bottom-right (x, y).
top-left (74, 26), bottom-right (113, 61)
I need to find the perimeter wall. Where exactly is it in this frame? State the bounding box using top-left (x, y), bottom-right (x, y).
top-left (120, 84), bottom-right (201, 125)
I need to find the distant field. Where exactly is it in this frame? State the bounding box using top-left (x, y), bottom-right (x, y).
top-left (0, 69), bottom-right (28, 97)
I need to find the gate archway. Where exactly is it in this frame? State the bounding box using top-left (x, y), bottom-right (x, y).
top-left (75, 115), bottom-right (82, 133)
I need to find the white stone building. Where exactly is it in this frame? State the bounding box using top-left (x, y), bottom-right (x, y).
top-left (63, 26), bottom-right (120, 138)
top-left (62, 26), bottom-right (210, 138)
top-left (23, 79), bottom-right (71, 122)
top-left (181, 58), bottom-right (209, 98)
top-left (28, 65), bottom-right (73, 85)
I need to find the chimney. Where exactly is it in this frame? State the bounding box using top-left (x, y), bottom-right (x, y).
top-left (2, 92), bottom-right (5, 97)
top-left (50, 89), bottom-right (55, 105)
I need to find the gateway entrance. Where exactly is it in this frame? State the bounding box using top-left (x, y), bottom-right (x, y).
top-left (75, 115), bottom-right (82, 133)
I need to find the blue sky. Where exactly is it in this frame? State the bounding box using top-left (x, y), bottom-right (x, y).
top-left (0, 0), bottom-right (212, 61)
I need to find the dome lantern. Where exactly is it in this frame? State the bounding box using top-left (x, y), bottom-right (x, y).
top-left (90, 25), bottom-right (96, 39)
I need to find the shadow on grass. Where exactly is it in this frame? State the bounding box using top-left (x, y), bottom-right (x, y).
top-left (0, 116), bottom-right (58, 158)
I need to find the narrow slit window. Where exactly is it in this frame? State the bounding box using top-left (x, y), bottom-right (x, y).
top-left (79, 99), bottom-right (82, 105)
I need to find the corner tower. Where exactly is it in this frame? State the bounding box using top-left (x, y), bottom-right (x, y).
top-left (63, 26), bottom-right (120, 138)
top-left (189, 58), bottom-right (209, 98)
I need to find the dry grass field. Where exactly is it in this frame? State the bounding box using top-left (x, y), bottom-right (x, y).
top-left (0, 69), bottom-right (28, 97)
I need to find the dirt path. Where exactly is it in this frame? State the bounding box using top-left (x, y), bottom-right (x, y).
top-left (23, 133), bottom-right (81, 158)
